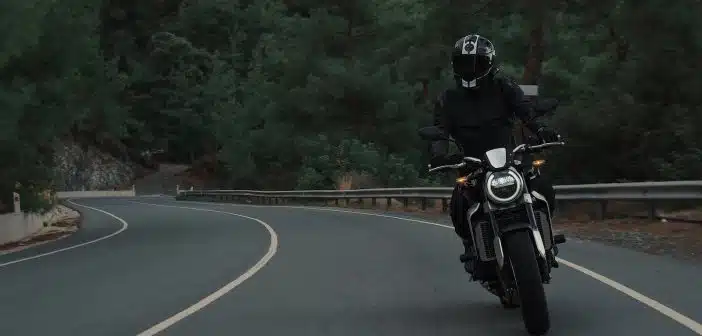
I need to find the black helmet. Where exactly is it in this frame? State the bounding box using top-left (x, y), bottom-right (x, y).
top-left (451, 34), bottom-right (496, 89)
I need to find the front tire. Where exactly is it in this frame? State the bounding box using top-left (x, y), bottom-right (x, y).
top-left (503, 230), bottom-right (550, 335)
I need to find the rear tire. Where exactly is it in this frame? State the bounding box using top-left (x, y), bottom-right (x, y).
top-left (503, 230), bottom-right (550, 335)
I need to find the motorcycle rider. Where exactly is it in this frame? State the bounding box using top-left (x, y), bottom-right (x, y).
top-left (429, 34), bottom-right (561, 273)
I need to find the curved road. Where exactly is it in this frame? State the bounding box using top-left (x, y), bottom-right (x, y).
top-left (1, 197), bottom-right (701, 335)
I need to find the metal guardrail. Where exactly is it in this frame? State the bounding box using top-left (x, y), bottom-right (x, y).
top-left (176, 181), bottom-right (702, 220)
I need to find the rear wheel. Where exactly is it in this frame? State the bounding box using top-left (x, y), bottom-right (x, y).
top-left (503, 230), bottom-right (550, 335)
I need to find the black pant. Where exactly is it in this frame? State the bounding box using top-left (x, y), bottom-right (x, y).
top-left (449, 175), bottom-right (556, 240)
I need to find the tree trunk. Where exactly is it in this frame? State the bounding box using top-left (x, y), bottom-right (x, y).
top-left (514, 0), bottom-right (547, 145)
top-left (522, 22), bottom-right (544, 84)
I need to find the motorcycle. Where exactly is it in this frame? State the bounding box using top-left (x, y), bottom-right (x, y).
top-left (417, 98), bottom-right (567, 335)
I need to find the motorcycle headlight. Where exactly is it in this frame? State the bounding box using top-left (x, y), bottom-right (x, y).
top-left (485, 169), bottom-right (523, 204)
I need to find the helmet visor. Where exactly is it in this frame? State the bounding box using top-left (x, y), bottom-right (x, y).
top-left (453, 54), bottom-right (491, 82)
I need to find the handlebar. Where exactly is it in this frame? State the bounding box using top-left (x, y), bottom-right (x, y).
top-left (427, 156), bottom-right (483, 173)
top-left (427, 141), bottom-right (565, 173)
top-left (512, 141), bottom-right (565, 154)
top-left (428, 161), bottom-right (466, 173)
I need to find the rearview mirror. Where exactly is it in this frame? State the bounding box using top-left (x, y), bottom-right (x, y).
top-left (417, 126), bottom-right (450, 141)
top-left (533, 98), bottom-right (559, 117)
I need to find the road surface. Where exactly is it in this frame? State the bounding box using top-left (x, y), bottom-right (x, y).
top-left (0, 197), bottom-right (701, 335)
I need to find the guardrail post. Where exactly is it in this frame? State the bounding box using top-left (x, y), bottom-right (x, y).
top-left (386, 198), bottom-right (391, 209)
top-left (371, 197), bottom-right (376, 206)
top-left (334, 198), bottom-right (339, 206)
top-left (421, 198), bottom-right (427, 210)
top-left (598, 200), bottom-right (608, 220)
top-left (648, 201), bottom-right (657, 219)
top-left (13, 192), bottom-right (21, 213)
top-left (402, 198), bottom-right (409, 209)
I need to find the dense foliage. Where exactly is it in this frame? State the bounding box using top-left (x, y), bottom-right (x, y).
top-left (2, 0), bottom-right (701, 211)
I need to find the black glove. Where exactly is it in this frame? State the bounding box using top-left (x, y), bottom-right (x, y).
top-left (537, 127), bottom-right (561, 143)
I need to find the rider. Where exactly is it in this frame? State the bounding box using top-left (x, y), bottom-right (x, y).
top-left (429, 34), bottom-right (561, 272)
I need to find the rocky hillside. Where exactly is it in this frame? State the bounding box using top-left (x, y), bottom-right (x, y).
top-left (52, 141), bottom-right (146, 191)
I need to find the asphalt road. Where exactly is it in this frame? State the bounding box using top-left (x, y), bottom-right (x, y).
top-left (1, 196), bottom-right (701, 335)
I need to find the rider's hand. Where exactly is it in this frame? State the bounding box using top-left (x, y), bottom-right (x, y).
top-left (537, 127), bottom-right (561, 143)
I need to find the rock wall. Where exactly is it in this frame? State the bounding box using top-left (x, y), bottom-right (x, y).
top-left (52, 141), bottom-right (136, 191)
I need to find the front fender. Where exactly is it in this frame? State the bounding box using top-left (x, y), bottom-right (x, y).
top-left (496, 226), bottom-right (546, 268)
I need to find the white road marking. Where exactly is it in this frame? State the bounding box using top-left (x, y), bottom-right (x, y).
top-left (557, 258), bottom-right (702, 334)
top-left (130, 201), bottom-right (278, 336)
top-left (173, 199), bottom-right (702, 335)
top-left (0, 199), bottom-right (128, 268)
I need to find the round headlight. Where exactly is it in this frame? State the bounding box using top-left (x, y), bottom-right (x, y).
top-left (485, 169), bottom-right (523, 203)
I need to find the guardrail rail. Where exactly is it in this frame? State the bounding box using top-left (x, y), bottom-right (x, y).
top-left (176, 181), bottom-right (702, 220)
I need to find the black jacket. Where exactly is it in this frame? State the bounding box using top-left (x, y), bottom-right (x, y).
top-left (430, 72), bottom-right (543, 158)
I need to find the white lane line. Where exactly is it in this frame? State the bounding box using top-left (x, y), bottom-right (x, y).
top-left (557, 258), bottom-right (702, 334)
top-left (173, 199), bottom-right (702, 335)
top-left (0, 199), bottom-right (128, 268)
top-left (130, 201), bottom-right (278, 336)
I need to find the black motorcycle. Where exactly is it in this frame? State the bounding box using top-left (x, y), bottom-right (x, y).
top-left (418, 99), bottom-right (567, 335)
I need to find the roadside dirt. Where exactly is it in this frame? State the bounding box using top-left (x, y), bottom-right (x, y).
top-left (554, 218), bottom-right (702, 262)
top-left (320, 198), bottom-right (702, 263)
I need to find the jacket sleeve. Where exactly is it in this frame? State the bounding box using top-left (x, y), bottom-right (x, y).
top-left (430, 91), bottom-right (450, 157)
top-left (501, 76), bottom-right (543, 133)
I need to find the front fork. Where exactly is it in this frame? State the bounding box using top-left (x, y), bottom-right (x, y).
top-left (491, 194), bottom-right (552, 290)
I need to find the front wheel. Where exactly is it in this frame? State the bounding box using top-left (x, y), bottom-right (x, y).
top-left (503, 230), bottom-right (550, 335)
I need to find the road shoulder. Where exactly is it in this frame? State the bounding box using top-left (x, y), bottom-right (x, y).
top-left (0, 202), bottom-right (81, 256)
